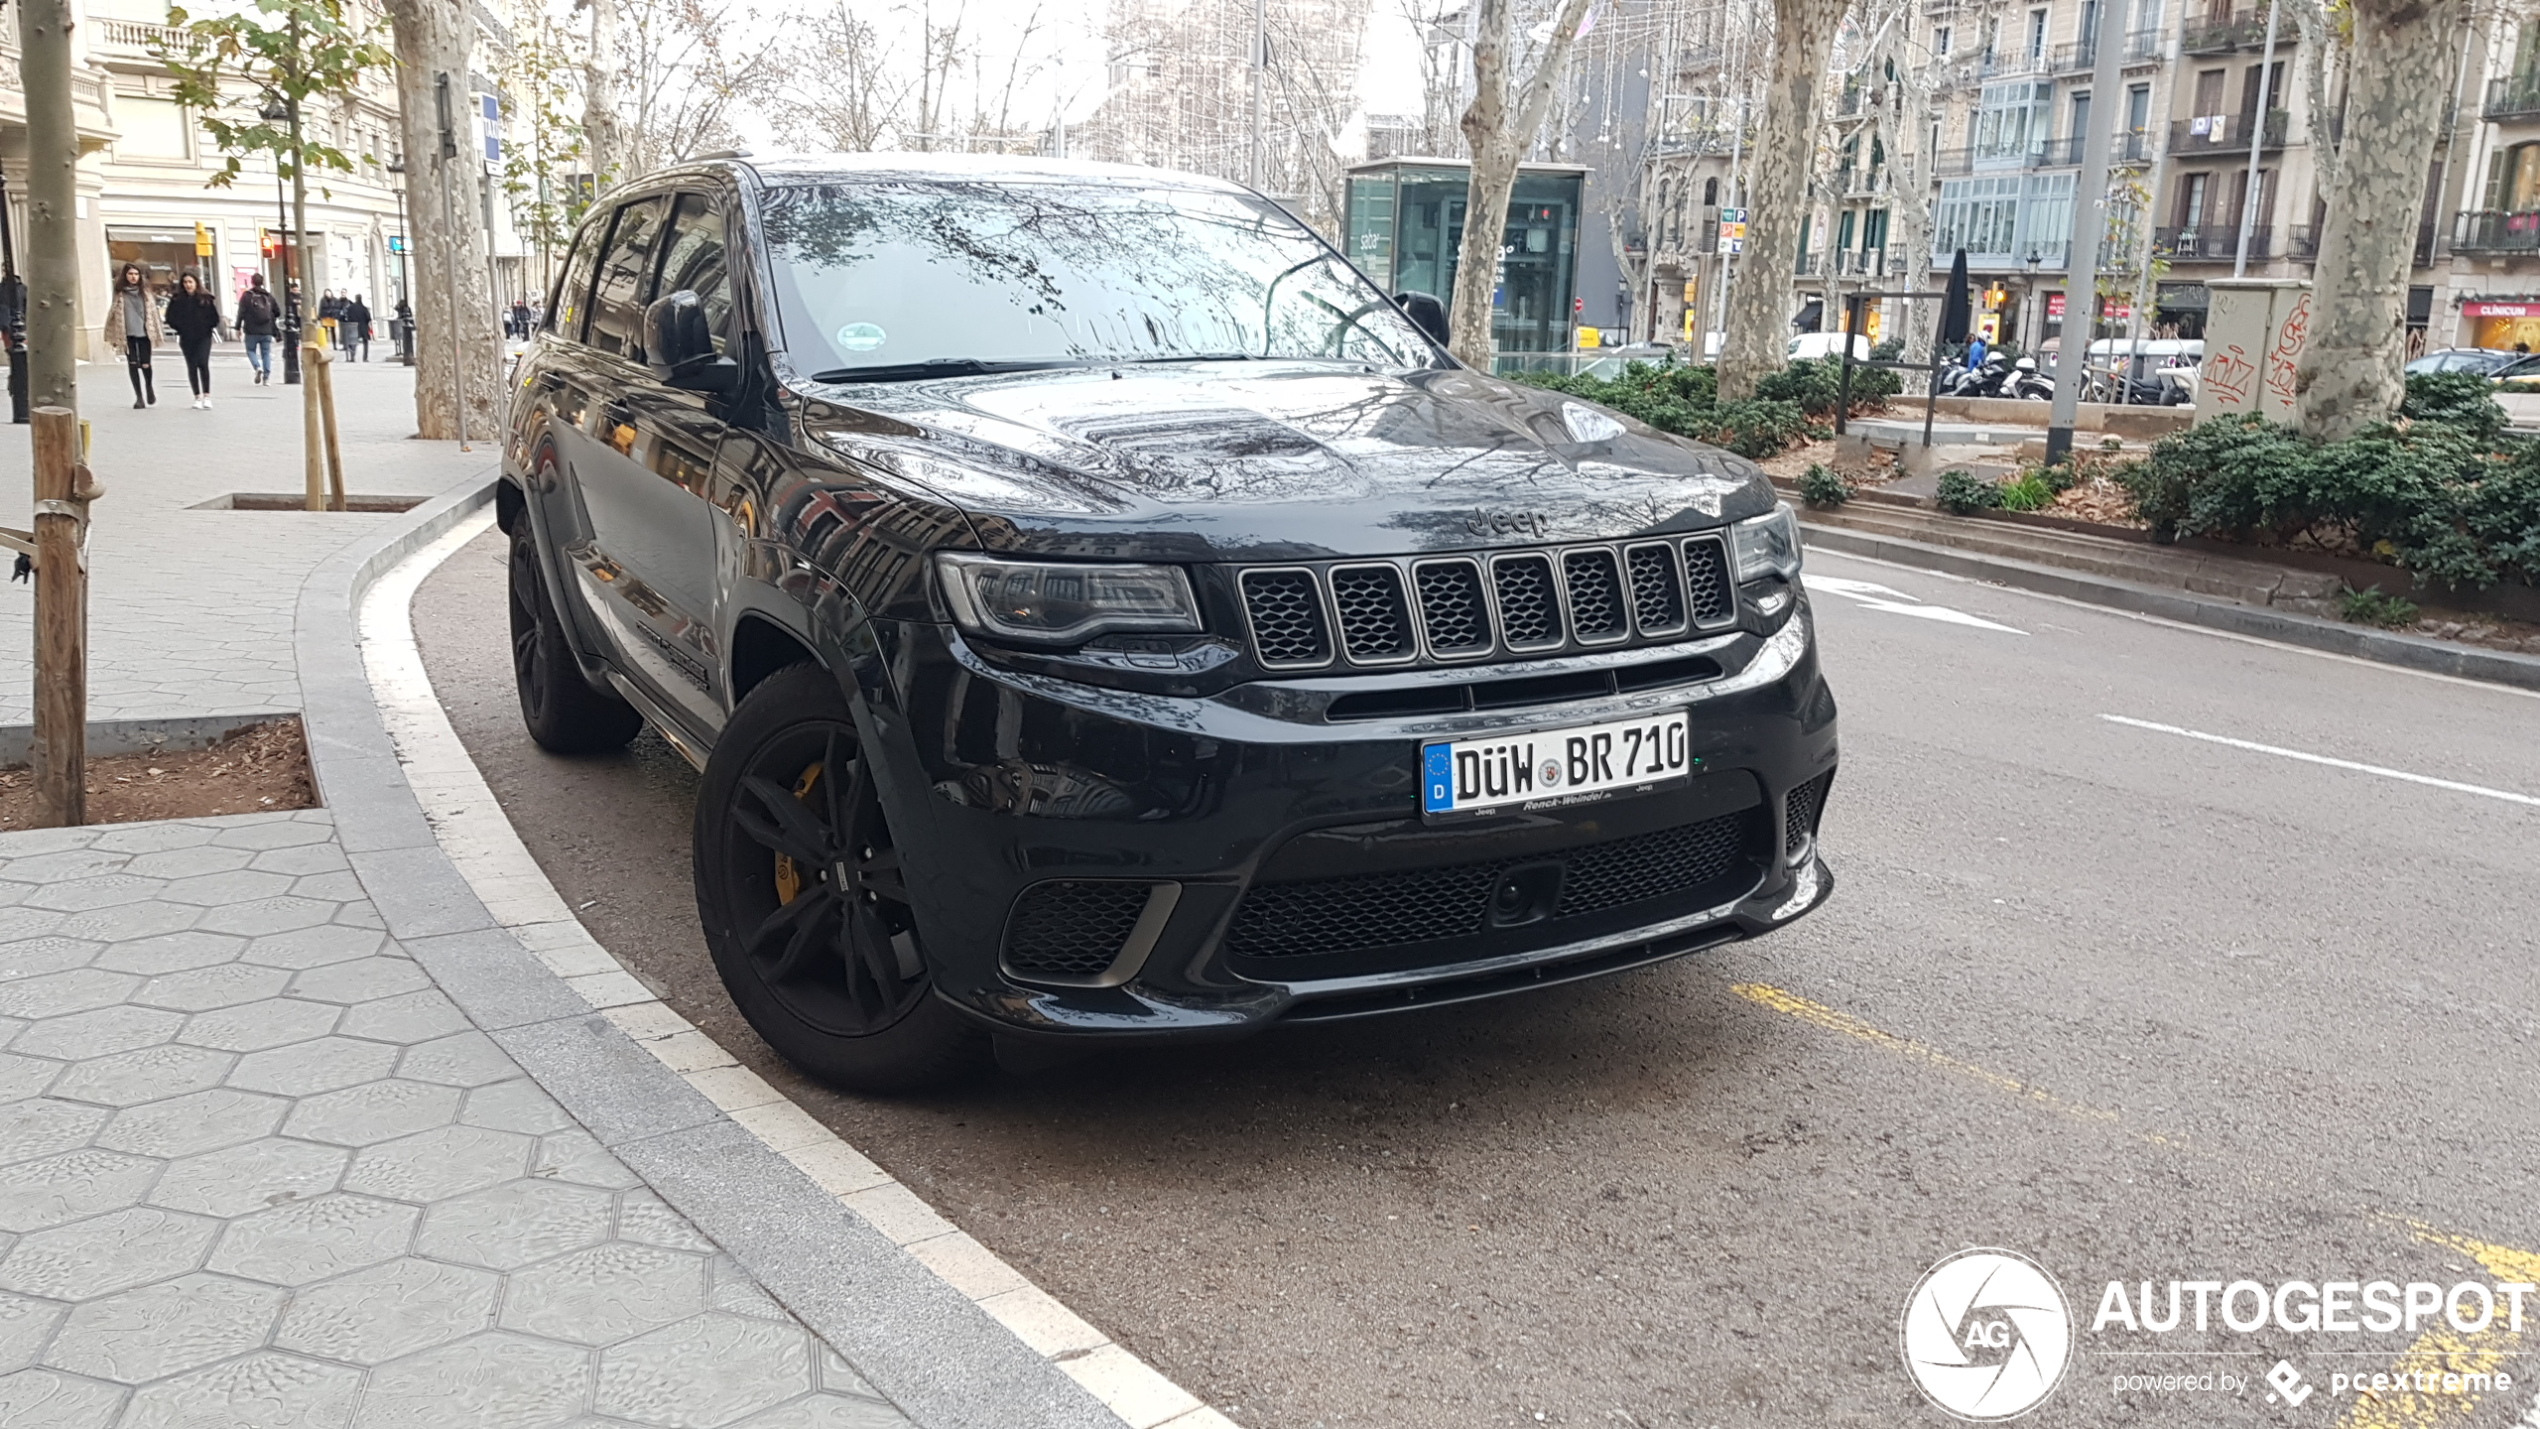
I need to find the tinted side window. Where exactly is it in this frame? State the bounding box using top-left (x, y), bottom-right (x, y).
top-left (587, 195), bottom-right (669, 360)
top-left (654, 193), bottom-right (735, 355)
top-left (548, 223), bottom-right (602, 339)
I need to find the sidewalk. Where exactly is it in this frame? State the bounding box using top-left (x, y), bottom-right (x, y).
top-left (0, 367), bottom-right (1146, 1427)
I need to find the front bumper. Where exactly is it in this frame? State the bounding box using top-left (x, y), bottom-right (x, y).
top-left (864, 606), bottom-right (1839, 1041)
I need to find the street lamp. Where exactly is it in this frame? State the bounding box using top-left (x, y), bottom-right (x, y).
top-left (2023, 248), bottom-right (2044, 355)
top-left (259, 93), bottom-right (302, 385)
top-left (386, 154), bottom-right (415, 365)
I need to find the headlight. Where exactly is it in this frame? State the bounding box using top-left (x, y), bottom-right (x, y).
top-left (1732, 503), bottom-right (1802, 582)
top-left (935, 553), bottom-right (1202, 645)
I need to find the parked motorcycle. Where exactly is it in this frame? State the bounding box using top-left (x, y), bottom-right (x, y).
top-left (2007, 356), bottom-right (2056, 401)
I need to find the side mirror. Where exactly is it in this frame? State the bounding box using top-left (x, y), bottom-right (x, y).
top-left (644, 289), bottom-right (738, 393)
top-left (1396, 290), bottom-right (1450, 346)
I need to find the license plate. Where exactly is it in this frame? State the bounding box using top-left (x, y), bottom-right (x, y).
top-left (1421, 711), bottom-right (1696, 820)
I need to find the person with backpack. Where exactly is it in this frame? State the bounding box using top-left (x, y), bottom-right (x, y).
top-left (101, 262), bottom-right (163, 409)
top-left (236, 273), bottom-right (280, 383)
top-left (344, 293), bottom-right (372, 361)
top-left (163, 270), bottom-right (222, 409)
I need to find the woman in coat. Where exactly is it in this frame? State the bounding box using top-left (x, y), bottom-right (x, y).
top-left (163, 271), bottom-right (223, 409)
top-left (100, 263), bottom-right (164, 409)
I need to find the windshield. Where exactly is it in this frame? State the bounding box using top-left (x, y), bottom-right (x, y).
top-left (758, 179), bottom-right (1436, 379)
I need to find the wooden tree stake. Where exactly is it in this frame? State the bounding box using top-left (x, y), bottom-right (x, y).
top-left (30, 405), bottom-right (92, 827)
top-left (313, 344), bottom-right (347, 510)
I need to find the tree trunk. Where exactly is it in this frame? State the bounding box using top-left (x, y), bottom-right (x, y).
top-left (1887, 24), bottom-right (1941, 389)
top-left (15, 0), bottom-right (79, 411)
top-left (2291, 0), bottom-right (2463, 441)
top-left (1718, 0), bottom-right (1844, 399)
top-left (1446, 0), bottom-right (1594, 369)
top-left (292, 96), bottom-right (319, 508)
top-left (582, 0), bottom-right (622, 192)
top-left (385, 0), bottom-right (503, 441)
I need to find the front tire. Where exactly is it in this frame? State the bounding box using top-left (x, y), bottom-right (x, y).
top-left (693, 664), bottom-right (986, 1093)
top-left (509, 517), bottom-right (644, 754)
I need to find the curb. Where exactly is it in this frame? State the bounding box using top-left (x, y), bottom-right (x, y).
top-left (297, 482), bottom-right (1196, 1428)
top-left (1798, 521), bottom-right (2540, 694)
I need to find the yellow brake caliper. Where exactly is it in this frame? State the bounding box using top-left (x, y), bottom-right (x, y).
top-left (772, 762), bottom-right (822, 905)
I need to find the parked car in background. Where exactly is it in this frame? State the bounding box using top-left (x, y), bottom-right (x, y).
top-left (500, 153), bottom-right (1841, 1090)
top-left (1788, 332), bottom-right (1871, 362)
top-left (2405, 348), bottom-right (2539, 380)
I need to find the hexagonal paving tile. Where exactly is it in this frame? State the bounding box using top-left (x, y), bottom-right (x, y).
top-left (502, 1241), bottom-right (708, 1346)
top-left (398, 1031), bottom-right (516, 1088)
top-left (135, 963), bottom-right (293, 1012)
top-left (179, 997), bottom-right (342, 1053)
top-left (415, 1178), bottom-right (616, 1270)
top-left (246, 843), bottom-right (348, 878)
top-left (229, 1037), bottom-right (399, 1097)
top-left (11, 1004), bottom-right (183, 1060)
top-left (0, 1292), bottom-right (65, 1374)
top-left (0, 937), bottom-right (101, 982)
top-left (207, 1193), bottom-right (418, 1286)
top-left (54, 900), bottom-right (203, 945)
top-left (616, 1192), bottom-right (715, 1254)
top-left (0, 849), bottom-right (125, 884)
top-left (594, 1312), bottom-right (814, 1427)
top-left (88, 823), bottom-right (218, 856)
top-left (336, 992), bottom-right (470, 1046)
top-left (282, 1079), bottom-right (462, 1147)
top-left (0, 1367), bottom-right (124, 1428)
top-left (464, 1078), bottom-right (576, 1135)
top-left (0, 1206), bottom-right (218, 1299)
top-left (241, 926), bottom-right (384, 971)
top-left (148, 1137), bottom-right (350, 1219)
top-left (0, 968), bottom-right (139, 1020)
top-left (0, 1099), bottom-right (109, 1169)
top-left (43, 1271), bottom-right (284, 1382)
top-left (121, 1349), bottom-right (361, 1429)
top-left (706, 1256), bottom-right (788, 1323)
top-left (273, 1256), bottom-right (497, 1364)
top-left (343, 1124), bottom-right (534, 1203)
top-left (290, 873), bottom-right (365, 902)
top-left (534, 1130), bottom-right (643, 1190)
top-left (99, 1087), bottom-right (289, 1159)
top-left (96, 930), bottom-right (246, 976)
top-left (288, 956), bottom-right (431, 1006)
top-left (359, 1331), bottom-right (591, 1429)
top-left (160, 869), bottom-right (299, 908)
top-left (211, 820), bottom-right (334, 852)
top-left (197, 897), bottom-right (339, 938)
top-left (0, 908), bottom-right (71, 945)
top-left (24, 874), bottom-right (166, 913)
top-left (50, 1044), bottom-right (235, 1107)
top-left (0, 1149), bottom-right (161, 1232)
top-left (735, 1393), bottom-right (909, 1429)
top-left (122, 845), bottom-right (258, 881)
top-left (0, 1054), bottom-right (54, 1104)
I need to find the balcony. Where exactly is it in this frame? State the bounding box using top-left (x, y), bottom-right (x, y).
top-left (91, 16), bottom-right (185, 57)
top-left (1979, 50), bottom-right (2050, 79)
top-left (2453, 209), bottom-right (2540, 254)
top-left (2485, 75), bottom-right (2540, 124)
top-left (2181, 7), bottom-right (2271, 53)
top-left (1795, 251), bottom-right (1827, 278)
top-left (1834, 163), bottom-right (1886, 197)
top-left (2168, 109), bottom-right (2290, 154)
top-left (2287, 225), bottom-right (2319, 259)
top-left (1836, 83), bottom-right (1872, 119)
top-left (1837, 250), bottom-right (1887, 277)
top-left (2047, 31), bottom-right (2161, 73)
top-left (2156, 225), bottom-right (2272, 261)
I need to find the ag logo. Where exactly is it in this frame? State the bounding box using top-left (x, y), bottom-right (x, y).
top-left (1901, 1248), bottom-right (2071, 1421)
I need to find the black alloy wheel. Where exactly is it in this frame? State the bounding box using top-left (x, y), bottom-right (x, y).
top-left (694, 664), bottom-right (985, 1091)
top-left (508, 510), bottom-right (643, 755)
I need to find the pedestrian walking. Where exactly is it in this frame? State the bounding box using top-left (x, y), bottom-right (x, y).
top-left (510, 297), bottom-right (530, 340)
top-left (101, 262), bottom-right (163, 409)
top-left (237, 273), bottom-right (280, 384)
top-left (318, 289), bottom-right (343, 353)
top-left (344, 293), bottom-right (372, 361)
top-left (163, 270), bottom-right (222, 409)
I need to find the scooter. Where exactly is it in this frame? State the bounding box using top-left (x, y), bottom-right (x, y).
top-left (2007, 356), bottom-right (2056, 400)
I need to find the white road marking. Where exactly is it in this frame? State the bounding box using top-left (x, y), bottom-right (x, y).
top-left (1806, 575), bottom-right (2028, 635)
top-left (2101, 714), bottom-right (2540, 808)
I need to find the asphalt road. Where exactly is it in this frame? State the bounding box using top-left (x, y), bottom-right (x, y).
top-left (413, 527), bottom-right (2540, 1429)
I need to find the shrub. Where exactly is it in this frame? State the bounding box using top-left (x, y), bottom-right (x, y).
top-left (2036, 462), bottom-right (2080, 494)
top-left (2338, 585), bottom-right (2419, 628)
top-left (1754, 358), bottom-right (1903, 416)
top-left (2400, 371), bottom-right (2507, 446)
top-left (1798, 463), bottom-right (1854, 508)
top-left (1870, 336), bottom-right (1906, 361)
top-left (1693, 398), bottom-right (1815, 458)
top-left (1935, 469), bottom-right (2002, 515)
top-left (1996, 473), bottom-right (2056, 512)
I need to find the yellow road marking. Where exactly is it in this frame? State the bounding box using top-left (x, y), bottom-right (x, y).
top-left (1728, 982), bottom-right (2178, 1146)
top-left (2335, 1223), bottom-right (2540, 1429)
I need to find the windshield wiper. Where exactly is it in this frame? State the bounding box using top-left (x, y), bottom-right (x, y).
top-left (809, 357), bottom-right (1088, 384)
top-left (1122, 352), bottom-right (1261, 364)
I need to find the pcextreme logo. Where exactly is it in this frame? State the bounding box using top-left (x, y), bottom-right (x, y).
top-left (1901, 1248), bottom-right (2074, 1421)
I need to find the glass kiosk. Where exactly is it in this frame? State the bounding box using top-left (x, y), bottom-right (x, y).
top-left (1343, 159), bottom-right (1585, 360)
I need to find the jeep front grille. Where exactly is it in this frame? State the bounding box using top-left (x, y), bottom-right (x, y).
top-left (1234, 534), bottom-right (1738, 672)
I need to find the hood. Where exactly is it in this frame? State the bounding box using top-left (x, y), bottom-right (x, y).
top-left (794, 360), bottom-right (1775, 562)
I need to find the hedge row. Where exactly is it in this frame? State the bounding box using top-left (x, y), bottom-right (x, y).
top-left (1514, 358), bottom-right (1900, 460)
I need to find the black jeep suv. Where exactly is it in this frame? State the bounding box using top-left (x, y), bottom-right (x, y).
top-left (501, 152), bottom-right (1837, 1090)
